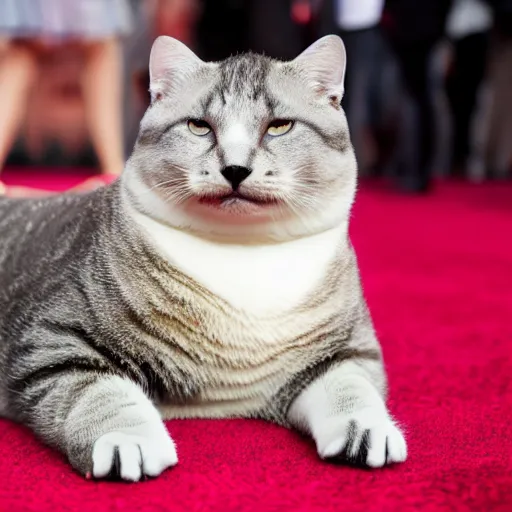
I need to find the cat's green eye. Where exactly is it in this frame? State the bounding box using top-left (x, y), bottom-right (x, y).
top-left (188, 119), bottom-right (212, 136)
top-left (267, 120), bottom-right (294, 137)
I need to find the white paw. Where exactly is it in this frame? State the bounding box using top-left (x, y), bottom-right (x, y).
top-left (317, 407), bottom-right (407, 468)
top-left (92, 429), bottom-right (178, 481)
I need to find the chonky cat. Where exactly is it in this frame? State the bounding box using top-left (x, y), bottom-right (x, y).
top-left (0, 35), bottom-right (406, 481)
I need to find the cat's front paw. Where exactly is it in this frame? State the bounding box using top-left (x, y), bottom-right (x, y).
top-left (317, 408), bottom-right (407, 468)
top-left (92, 429), bottom-right (178, 481)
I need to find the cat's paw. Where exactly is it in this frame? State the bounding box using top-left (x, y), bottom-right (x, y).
top-left (317, 407), bottom-right (407, 468)
top-left (91, 430), bottom-right (178, 481)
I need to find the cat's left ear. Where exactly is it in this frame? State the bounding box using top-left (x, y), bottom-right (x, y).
top-left (293, 35), bottom-right (346, 104)
top-left (149, 36), bottom-right (205, 102)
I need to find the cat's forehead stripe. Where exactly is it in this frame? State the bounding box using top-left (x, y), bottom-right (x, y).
top-left (218, 53), bottom-right (271, 99)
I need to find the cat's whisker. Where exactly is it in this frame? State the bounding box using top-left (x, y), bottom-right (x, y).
top-left (135, 178), bottom-right (189, 198)
top-left (162, 186), bottom-right (194, 205)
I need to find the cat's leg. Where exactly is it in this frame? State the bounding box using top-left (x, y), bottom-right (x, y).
top-left (14, 372), bottom-right (177, 481)
top-left (287, 358), bottom-right (407, 468)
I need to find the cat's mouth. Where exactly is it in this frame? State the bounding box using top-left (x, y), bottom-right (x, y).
top-left (198, 192), bottom-right (278, 208)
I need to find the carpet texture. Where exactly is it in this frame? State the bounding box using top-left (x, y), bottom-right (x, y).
top-left (1, 171), bottom-right (511, 512)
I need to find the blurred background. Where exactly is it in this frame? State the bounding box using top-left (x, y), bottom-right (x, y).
top-left (0, 0), bottom-right (511, 194)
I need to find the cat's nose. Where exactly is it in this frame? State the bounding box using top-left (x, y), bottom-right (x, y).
top-left (221, 165), bottom-right (252, 190)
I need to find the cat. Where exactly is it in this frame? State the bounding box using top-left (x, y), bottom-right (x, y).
top-left (0, 35), bottom-right (406, 481)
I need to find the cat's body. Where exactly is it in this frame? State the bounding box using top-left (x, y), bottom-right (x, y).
top-left (0, 183), bottom-right (373, 422)
top-left (0, 36), bottom-right (406, 481)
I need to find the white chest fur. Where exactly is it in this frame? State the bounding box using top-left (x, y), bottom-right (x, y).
top-left (131, 212), bottom-right (346, 317)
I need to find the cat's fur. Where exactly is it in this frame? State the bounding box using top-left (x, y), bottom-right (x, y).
top-left (0, 36), bottom-right (406, 481)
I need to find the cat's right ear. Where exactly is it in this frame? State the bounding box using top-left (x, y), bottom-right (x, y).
top-left (149, 36), bottom-right (204, 103)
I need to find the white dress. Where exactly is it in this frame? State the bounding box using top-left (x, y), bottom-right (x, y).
top-left (0, 0), bottom-right (134, 41)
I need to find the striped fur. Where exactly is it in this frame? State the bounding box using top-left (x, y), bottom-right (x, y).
top-left (0, 36), bottom-right (406, 481)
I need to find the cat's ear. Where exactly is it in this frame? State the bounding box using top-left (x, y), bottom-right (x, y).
top-left (293, 35), bottom-right (346, 104)
top-left (149, 36), bottom-right (204, 102)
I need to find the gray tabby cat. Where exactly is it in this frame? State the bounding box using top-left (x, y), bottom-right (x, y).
top-left (0, 36), bottom-right (406, 481)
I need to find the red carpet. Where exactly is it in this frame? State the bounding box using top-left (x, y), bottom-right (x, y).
top-left (1, 171), bottom-right (511, 512)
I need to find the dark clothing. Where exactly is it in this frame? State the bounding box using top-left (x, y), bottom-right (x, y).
top-left (335, 26), bottom-right (385, 172)
top-left (485, 5), bottom-right (512, 177)
top-left (381, 0), bottom-right (453, 190)
top-left (390, 40), bottom-right (436, 188)
top-left (446, 32), bottom-right (490, 173)
top-left (195, 0), bottom-right (304, 61)
top-left (382, 0), bottom-right (453, 44)
top-left (248, 0), bottom-right (305, 59)
top-left (485, 0), bottom-right (512, 33)
top-left (316, 1), bottom-right (390, 173)
top-left (195, 0), bottom-right (251, 61)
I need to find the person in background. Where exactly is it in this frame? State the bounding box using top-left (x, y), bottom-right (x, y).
top-left (485, 0), bottom-right (512, 179)
top-left (195, 0), bottom-right (305, 61)
top-left (317, 0), bottom-right (386, 175)
top-left (445, 0), bottom-right (493, 177)
top-left (249, 0), bottom-right (306, 60)
top-left (382, 0), bottom-right (453, 193)
top-left (126, 0), bottom-right (198, 149)
top-left (153, 0), bottom-right (198, 47)
top-left (194, 0), bottom-right (251, 60)
top-left (0, 35), bottom-right (8, 56)
top-left (0, 0), bottom-right (133, 196)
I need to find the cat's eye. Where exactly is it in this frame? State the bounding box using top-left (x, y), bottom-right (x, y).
top-left (267, 119), bottom-right (294, 137)
top-left (188, 119), bottom-right (212, 136)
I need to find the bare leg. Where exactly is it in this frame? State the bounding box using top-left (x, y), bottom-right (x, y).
top-left (0, 37), bottom-right (9, 56)
top-left (0, 43), bottom-right (47, 196)
top-left (0, 41), bottom-right (116, 198)
top-left (81, 38), bottom-right (125, 176)
top-left (0, 43), bottom-right (39, 171)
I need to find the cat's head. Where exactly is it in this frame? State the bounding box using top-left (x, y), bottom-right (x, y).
top-left (124, 35), bottom-right (357, 242)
